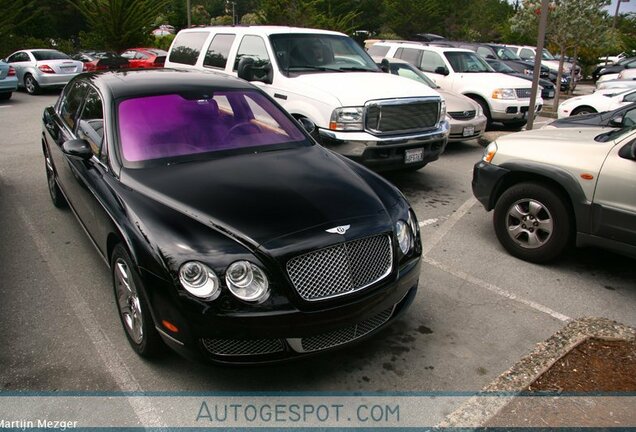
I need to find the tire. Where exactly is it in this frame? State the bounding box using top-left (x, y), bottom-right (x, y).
top-left (24, 74), bottom-right (41, 95)
top-left (471, 97), bottom-right (492, 129)
top-left (493, 182), bottom-right (571, 263)
top-left (44, 145), bottom-right (67, 208)
top-left (111, 244), bottom-right (165, 357)
top-left (0, 92), bottom-right (11, 100)
top-left (571, 106), bottom-right (597, 116)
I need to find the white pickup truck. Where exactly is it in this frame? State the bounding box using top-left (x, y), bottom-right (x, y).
top-left (165, 26), bottom-right (450, 171)
top-left (369, 41), bottom-right (543, 129)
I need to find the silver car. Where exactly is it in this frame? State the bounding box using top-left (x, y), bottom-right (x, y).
top-left (5, 49), bottom-right (83, 95)
top-left (0, 60), bottom-right (18, 100)
top-left (374, 57), bottom-right (487, 142)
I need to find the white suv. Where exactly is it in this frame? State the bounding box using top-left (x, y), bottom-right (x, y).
top-left (165, 26), bottom-right (450, 171)
top-left (370, 42), bottom-right (542, 128)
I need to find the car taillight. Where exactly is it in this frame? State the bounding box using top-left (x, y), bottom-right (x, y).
top-left (95, 65), bottom-right (109, 71)
top-left (38, 65), bottom-right (56, 74)
top-left (82, 63), bottom-right (88, 72)
top-left (8, 66), bottom-right (16, 76)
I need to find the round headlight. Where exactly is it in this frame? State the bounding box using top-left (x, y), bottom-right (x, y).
top-left (226, 261), bottom-right (269, 303)
top-left (396, 220), bottom-right (412, 255)
top-left (179, 261), bottom-right (220, 301)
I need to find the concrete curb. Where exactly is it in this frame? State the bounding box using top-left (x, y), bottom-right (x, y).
top-left (438, 317), bottom-right (636, 428)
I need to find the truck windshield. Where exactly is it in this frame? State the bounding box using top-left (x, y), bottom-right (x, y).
top-left (269, 33), bottom-right (380, 74)
top-left (444, 51), bottom-right (494, 73)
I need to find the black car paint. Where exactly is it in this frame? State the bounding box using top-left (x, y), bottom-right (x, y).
top-left (42, 69), bottom-right (421, 362)
top-left (548, 103), bottom-right (636, 128)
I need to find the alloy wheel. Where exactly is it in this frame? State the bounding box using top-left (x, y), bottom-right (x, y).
top-left (114, 258), bottom-right (144, 344)
top-left (505, 198), bottom-right (554, 249)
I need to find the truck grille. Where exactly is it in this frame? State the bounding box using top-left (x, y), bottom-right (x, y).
top-left (515, 88), bottom-right (532, 99)
top-left (201, 338), bottom-right (285, 356)
top-left (448, 110), bottom-right (476, 120)
top-left (298, 306), bottom-right (394, 353)
top-left (365, 98), bottom-right (440, 135)
top-left (286, 234), bottom-right (393, 301)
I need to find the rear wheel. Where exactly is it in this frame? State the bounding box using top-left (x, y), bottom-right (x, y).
top-left (493, 182), bottom-right (571, 263)
top-left (24, 74), bottom-right (41, 95)
top-left (571, 106), bottom-right (597, 116)
top-left (111, 244), bottom-right (165, 357)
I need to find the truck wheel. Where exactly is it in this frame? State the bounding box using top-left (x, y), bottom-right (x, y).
top-left (493, 182), bottom-right (571, 263)
top-left (472, 97), bottom-right (492, 130)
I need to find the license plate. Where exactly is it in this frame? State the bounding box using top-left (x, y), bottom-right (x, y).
top-left (462, 126), bottom-right (475, 137)
top-left (404, 148), bottom-right (424, 164)
top-left (61, 66), bottom-right (74, 71)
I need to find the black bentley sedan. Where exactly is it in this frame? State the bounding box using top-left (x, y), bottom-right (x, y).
top-left (42, 69), bottom-right (421, 363)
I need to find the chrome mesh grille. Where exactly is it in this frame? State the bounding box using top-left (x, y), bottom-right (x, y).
top-left (515, 88), bottom-right (532, 99)
top-left (286, 234), bottom-right (392, 301)
top-left (299, 307), bottom-right (394, 352)
top-left (448, 110), bottom-right (476, 120)
top-left (201, 338), bottom-right (284, 356)
top-left (365, 99), bottom-right (440, 134)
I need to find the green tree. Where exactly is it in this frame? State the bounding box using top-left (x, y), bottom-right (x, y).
top-left (68, 0), bottom-right (172, 51)
top-left (0, 0), bottom-right (39, 38)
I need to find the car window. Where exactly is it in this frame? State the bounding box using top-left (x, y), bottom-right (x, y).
top-left (390, 63), bottom-right (435, 88)
top-left (117, 90), bottom-right (308, 165)
top-left (8, 52), bottom-right (30, 62)
top-left (395, 48), bottom-right (420, 66)
top-left (496, 46), bottom-right (520, 60)
top-left (624, 92), bottom-right (636, 103)
top-left (203, 33), bottom-right (235, 69)
top-left (519, 48), bottom-right (534, 60)
top-left (367, 45), bottom-right (390, 57)
top-left (32, 50), bottom-right (71, 61)
top-left (420, 50), bottom-right (446, 73)
top-left (134, 52), bottom-right (149, 60)
top-left (77, 87), bottom-right (105, 157)
top-left (233, 35), bottom-right (270, 71)
top-left (58, 81), bottom-right (89, 130)
top-left (624, 108), bottom-right (636, 127)
top-left (120, 50), bottom-right (135, 59)
top-left (169, 31), bottom-right (209, 65)
top-left (444, 51), bottom-right (492, 73)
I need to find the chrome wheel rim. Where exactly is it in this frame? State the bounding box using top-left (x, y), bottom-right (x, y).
top-left (505, 199), bottom-right (553, 249)
top-left (114, 258), bottom-right (144, 344)
top-left (45, 151), bottom-right (56, 197)
top-left (25, 77), bottom-right (35, 93)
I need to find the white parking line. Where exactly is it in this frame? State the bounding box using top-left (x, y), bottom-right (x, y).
top-left (422, 197), bottom-right (477, 256)
top-left (14, 204), bottom-right (164, 427)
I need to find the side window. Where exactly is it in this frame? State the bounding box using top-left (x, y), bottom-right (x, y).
top-left (476, 47), bottom-right (493, 59)
top-left (203, 34), bottom-right (235, 69)
top-left (135, 52), bottom-right (149, 60)
top-left (624, 91), bottom-right (636, 103)
top-left (76, 88), bottom-right (104, 157)
top-left (366, 45), bottom-right (390, 57)
top-left (420, 51), bottom-right (446, 73)
top-left (168, 31), bottom-right (209, 65)
top-left (8, 52), bottom-right (29, 62)
top-left (233, 35), bottom-right (270, 71)
top-left (396, 48), bottom-right (421, 67)
top-left (58, 81), bottom-right (89, 130)
top-left (520, 48), bottom-right (534, 60)
top-left (120, 51), bottom-right (135, 59)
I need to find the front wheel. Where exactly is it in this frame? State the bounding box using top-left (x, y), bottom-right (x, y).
top-left (571, 106), bottom-right (597, 116)
top-left (493, 182), bottom-right (571, 263)
top-left (24, 74), bottom-right (41, 95)
top-left (44, 146), bottom-right (67, 208)
top-left (111, 244), bottom-right (165, 357)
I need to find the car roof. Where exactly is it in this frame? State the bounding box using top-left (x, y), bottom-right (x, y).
top-left (375, 41), bottom-right (473, 53)
top-left (82, 69), bottom-right (254, 100)
top-left (177, 25), bottom-right (344, 37)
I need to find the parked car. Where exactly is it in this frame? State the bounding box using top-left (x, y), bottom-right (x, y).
top-left (485, 58), bottom-right (555, 99)
top-left (546, 103), bottom-right (636, 129)
top-left (595, 68), bottom-right (636, 90)
top-left (0, 59), bottom-right (18, 100)
top-left (165, 26), bottom-right (449, 171)
top-left (557, 88), bottom-right (636, 118)
top-left (120, 48), bottom-right (167, 68)
top-left (374, 57), bottom-right (486, 142)
top-left (5, 49), bottom-right (83, 95)
top-left (152, 24), bottom-right (175, 37)
top-left (507, 45), bottom-right (581, 81)
top-left (593, 56), bottom-right (636, 82)
top-left (71, 51), bottom-right (130, 72)
top-left (42, 69), bottom-right (422, 362)
top-left (473, 122), bottom-right (636, 263)
top-left (371, 41), bottom-right (543, 129)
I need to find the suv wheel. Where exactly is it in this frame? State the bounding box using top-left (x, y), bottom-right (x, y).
top-left (493, 182), bottom-right (571, 263)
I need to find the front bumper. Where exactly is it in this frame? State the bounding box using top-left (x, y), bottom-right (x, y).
top-left (35, 72), bottom-right (79, 88)
top-left (490, 99), bottom-right (543, 123)
top-left (145, 256), bottom-right (421, 364)
top-left (0, 76), bottom-right (18, 93)
top-left (472, 161), bottom-right (510, 210)
top-left (447, 115), bottom-right (487, 142)
top-left (318, 121), bottom-right (450, 171)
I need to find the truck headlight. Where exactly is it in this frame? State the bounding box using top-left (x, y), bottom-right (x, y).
top-left (492, 88), bottom-right (517, 100)
top-left (329, 107), bottom-right (364, 131)
top-left (482, 142), bottom-right (497, 163)
top-left (438, 99), bottom-right (446, 123)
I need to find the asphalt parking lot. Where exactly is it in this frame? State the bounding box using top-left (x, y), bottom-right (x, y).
top-left (1, 89), bottom-right (634, 395)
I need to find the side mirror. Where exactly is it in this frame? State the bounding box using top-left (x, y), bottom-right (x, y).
top-left (380, 58), bottom-right (390, 73)
top-left (434, 66), bottom-right (449, 76)
top-left (237, 57), bottom-right (273, 85)
top-left (618, 140), bottom-right (636, 160)
top-left (486, 54), bottom-right (496, 59)
top-left (609, 116), bottom-right (623, 127)
top-left (62, 139), bottom-right (92, 160)
top-left (297, 117), bottom-right (315, 134)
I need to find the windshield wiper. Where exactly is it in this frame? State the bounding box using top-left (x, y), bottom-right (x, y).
top-left (288, 65), bottom-right (342, 72)
top-left (337, 66), bottom-right (377, 72)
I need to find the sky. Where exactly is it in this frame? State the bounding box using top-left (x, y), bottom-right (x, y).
top-left (507, 0), bottom-right (636, 14)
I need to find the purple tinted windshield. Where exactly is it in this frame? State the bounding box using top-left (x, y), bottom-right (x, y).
top-left (118, 90), bottom-right (306, 163)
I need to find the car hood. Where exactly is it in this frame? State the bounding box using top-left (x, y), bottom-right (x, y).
top-left (119, 145), bottom-right (393, 248)
top-left (498, 127), bottom-right (609, 144)
top-left (437, 88), bottom-right (478, 111)
top-left (459, 72), bottom-right (533, 89)
top-left (292, 72), bottom-right (440, 106)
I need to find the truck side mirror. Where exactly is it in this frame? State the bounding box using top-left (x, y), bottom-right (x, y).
top-left (380, 58), bottom-right (390, 73)
top-left (237, 57), bottom-right (273, 85)
top-left (434, 66), bottom-right (449, 76)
